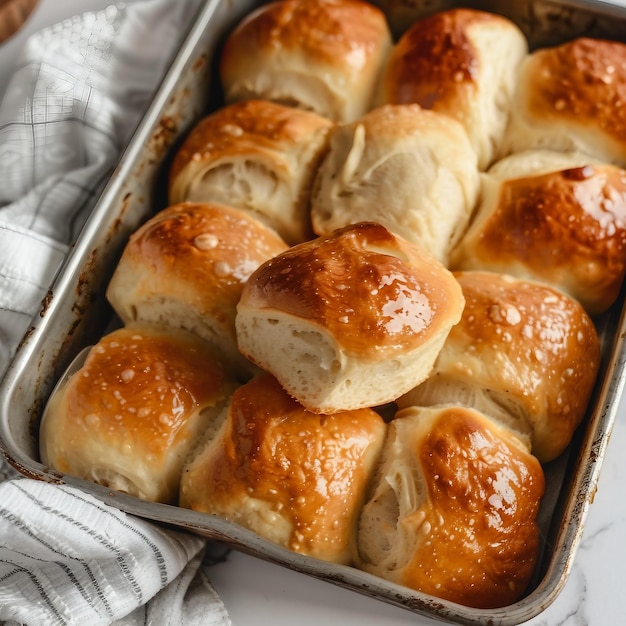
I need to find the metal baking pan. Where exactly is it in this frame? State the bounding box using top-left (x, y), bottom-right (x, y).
top-left (2, 0), bottom-right (626, 624)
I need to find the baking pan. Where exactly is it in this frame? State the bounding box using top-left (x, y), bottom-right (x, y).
top-left (2, 0), bottom-right (626, 624)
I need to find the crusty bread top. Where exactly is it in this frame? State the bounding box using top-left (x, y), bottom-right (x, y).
top-left (523, 37), bottom-right (626, 140)
top-left (357, 404), bottom-right (545, 608)
top-left (57, 326), bottom-right (229, 456)
top-left (167, 100), bottom-right (333, 244)
top-left (503, 37), bottom-right (626, 165)
top-left (219, 0), bottom-right (392, 122)
top-left (310, 103), bottom-right (479, 264)
top-left (106, 202), bottom-right (288, 338)
top-left (376, 8), bottom-right (528, 169)
top-left (239, 222), bottom-right (465, 359)
top-left (380, 8), bottom-right (521, 101)
top-left (168, 99), bottom-right (333, 201)
top-left (437, 271), bottom-right (600, 462)
top-left (39, 324), bottom-right (235, 503)
top-left (221, 0), bottom-right (388, 66)
top-left (180, 373), bottom-right (386, 563)
top-left (451, 158), bottom-right (626, 314)
top-left (105, 202), bottom-right (288, 375)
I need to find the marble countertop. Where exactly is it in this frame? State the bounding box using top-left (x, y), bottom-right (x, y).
top-left (1, 1), bottom-right (624, 625)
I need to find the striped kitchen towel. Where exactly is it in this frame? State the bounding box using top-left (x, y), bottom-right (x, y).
top-left (0, 1), bottom-right (230, 624)
top-left (0, 0), bottom-right (199, 375)
top-left (0, 480), bottom-right (229, 626)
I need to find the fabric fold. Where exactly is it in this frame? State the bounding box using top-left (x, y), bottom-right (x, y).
top-left (0, 480), bottom-right (226, 626)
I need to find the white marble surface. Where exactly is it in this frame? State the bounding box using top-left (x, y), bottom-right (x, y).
top-left (1, 1), bottom-right (625, 625)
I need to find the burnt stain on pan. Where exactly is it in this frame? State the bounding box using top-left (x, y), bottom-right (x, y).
top-left (39, 290), bottom-right (54, 318)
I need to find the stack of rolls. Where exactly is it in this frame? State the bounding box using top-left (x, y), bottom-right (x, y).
top-left (39, 0), bottom-right (622, 612)
top-left (444, 21), bottom-right (626, 316)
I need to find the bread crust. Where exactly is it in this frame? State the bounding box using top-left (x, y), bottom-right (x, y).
top-left (451, 151), bottom-right (626, 314)
top-left (502, 37), bottom-right (626, 166)
top-left (168, 100), bottom-right (333, 244)
top-left (311, 103), bottom-right (480, 264)
top-left (180, 374), bottom-right (386, 564)
top-left (377, 8), bottom-right (528, 169)
top-left (219, 0), bottom-right (392, 122)
top-left (236, 222), bottom-right (465, 413)
top-left (356, 404), bottom-right (545, 608)
top-left (399, 271), bottom-right (601, 462)
top-left (40, 325), bottom-right (236, 504)
top-left (106, 202), bottom-right (288, 373)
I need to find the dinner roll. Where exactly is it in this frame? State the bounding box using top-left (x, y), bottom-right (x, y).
top-left (310, 104), bottom-right (480, 264)
top-left (168, 100), bottom-right (333, 244)
top-left (501, 37), bottom-right (626, 167)
top-left (376, 8), bottom-right (528, 170)
top-left (106, 202), bottom-right (288, 375)
top-left (235, 222), bottom-right (465, 414)
top-left (179, 374), bottom-right (386, 565)
top-left (398, 271), bottom-right (601, 463)
top-left (355, 404), bottom-right (545, 609)
top-left (39, 324), bottom-right (236, 504)
top-left (450, 150), bottom-right (626, 315)
top-left (219, 0), bottom-right (393, 123)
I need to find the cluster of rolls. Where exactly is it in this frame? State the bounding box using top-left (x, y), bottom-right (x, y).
top-left (39, 0), bottom-right (626, 611)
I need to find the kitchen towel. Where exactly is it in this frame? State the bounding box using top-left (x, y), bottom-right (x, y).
top-left (0, 1), bottom-right (231, 624)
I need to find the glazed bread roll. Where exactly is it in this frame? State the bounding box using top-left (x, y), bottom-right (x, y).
top-left (39, 324), bottom-right (236, 504)
top-left (106, 202), bottom-right (288, 374)
top-left (398, 271), bottom-right (601, 463)
top-left (355, 404), bottom-right (545, 609)
top-left (501, 37), bottom-right (626, 167)
top-left (168, 100), bottom-right (333, 244)
top-left (180, 374), bottom-right (386, 564)
top-left (219, 0), bottom-right (393, 123)
top-left (311, 104), bottom-right (480, 264)
top-left (236, 222), bottom-right (465, 414)
top-left (450, 150), bottom-right (626, 315)
top-left (376, 8), bottom-right (528, 170)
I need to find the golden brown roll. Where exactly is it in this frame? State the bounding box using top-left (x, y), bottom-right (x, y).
top-left (310, 104), bottom-right (480, 264)
top-left (0, 0), bottom-right (38, 43)
top-left (106, 202), bottom-right (288, 374)
top-left (39, 324), bottom-right (237, 504)
top-left (355, 404), bottom-right (545, 609)
top-left (450, 150), bottom-right (626, 315)
top-left (398, 271), bottom-right (601, 463)
top-left (376, 8), bottom-right (528, 170)
top-left (501, 37), bottom-right (626, 167)
top-left (179, 374), bottom-right (386, 564)
top-left (219, 0), bottom-right (393, 123)
top-left (235, 222), bottom-right (465, 414)
top-left (168, 100), bottom-right (333, 245)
